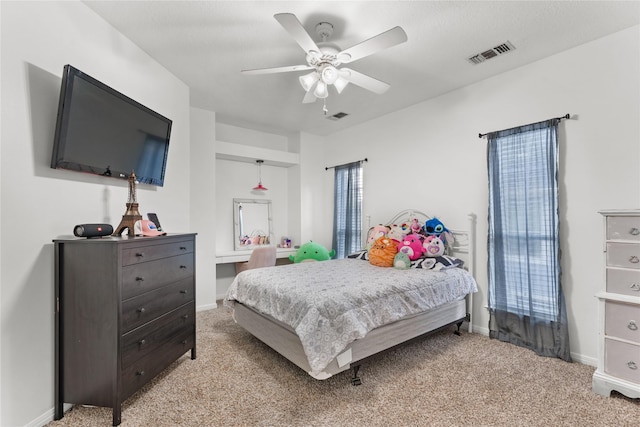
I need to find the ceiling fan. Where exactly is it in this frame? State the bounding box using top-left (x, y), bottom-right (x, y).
top-left (242, 13), bottom-right (408, 106)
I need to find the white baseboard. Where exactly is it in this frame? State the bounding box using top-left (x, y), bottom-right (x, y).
top-left (28, 404), bottom-right (72, 427)
top-left (469, 323), bottom-right (596, 367)
top-left (196, 302), bottom-right (218, 311)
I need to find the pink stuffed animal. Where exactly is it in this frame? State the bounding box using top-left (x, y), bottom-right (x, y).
top-left (397, 233), bottom-right (425, 260)
top-left (410, 218), bottom-right (422, 234)
top-left (366, 225), bottom-right (389, 250)
top-left (423, 235), bottom-right (445, 257)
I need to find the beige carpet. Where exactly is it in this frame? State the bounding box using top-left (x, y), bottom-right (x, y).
top-left (48, 307), bottom-right (638, 427)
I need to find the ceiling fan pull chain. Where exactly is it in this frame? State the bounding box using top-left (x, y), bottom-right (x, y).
top-left (323, 99), bottom-right (328, 115)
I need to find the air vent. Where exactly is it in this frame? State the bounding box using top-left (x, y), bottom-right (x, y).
top-left (467, 41), bottom-right (515, 65)
top-left (327, 112), bottom-right (349, 121)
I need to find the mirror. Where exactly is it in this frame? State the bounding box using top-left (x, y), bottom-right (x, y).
top-left (233, 198), bottom-right (273, 250)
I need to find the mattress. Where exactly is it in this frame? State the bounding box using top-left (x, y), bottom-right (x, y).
top-left (224, 258), bottom-right (478, 376)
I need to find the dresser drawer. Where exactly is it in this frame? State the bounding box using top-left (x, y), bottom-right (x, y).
top-left (607, 216), bottom-right (640, 242)
top-left (606, 243), bottom-right (640, 269)
top-left (121, 302), bottom-right (195, 369)
top-left (121, 327), bottom-right (195, 400)
top-left (122, 239), bottom-right (194, 266)
top-left (122, 253), bottom-right (194, 300)
top-left (604, 338), bottom-right (640, 384)
top-left (122, 278), bottom-right (195, 333)
top-left (607, 268), bottom-right (640, 297)
top-left (605, 301), bottom-right (640, 343)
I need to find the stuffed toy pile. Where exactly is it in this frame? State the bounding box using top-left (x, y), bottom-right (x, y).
top-left (354, 216), bottom-right (460, 270)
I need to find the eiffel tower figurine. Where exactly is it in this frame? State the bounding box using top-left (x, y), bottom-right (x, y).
top-left (113, 171), bottom-right (143, 236)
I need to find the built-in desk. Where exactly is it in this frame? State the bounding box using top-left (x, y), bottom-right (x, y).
top-left (215, 247), bottom-right (297, 264)
top-left (215, 247), bottom-right (297, 300)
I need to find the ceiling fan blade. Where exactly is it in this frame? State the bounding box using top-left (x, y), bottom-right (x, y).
top-left (274, 13), bottom-right (321, 57)
top-left (241, 65), bottom-right (313, 75)
top-left (340, 68), bottom-right (390, 94)
top-left (337, 26), bottom-right (408, 63)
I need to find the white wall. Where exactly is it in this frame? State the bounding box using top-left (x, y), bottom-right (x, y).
top-left (0, 2), bottom-right (193, 426)
top-left (322, 25), bottom-right (640, 365)
top-left (190, 107), bottom-right (217, 311)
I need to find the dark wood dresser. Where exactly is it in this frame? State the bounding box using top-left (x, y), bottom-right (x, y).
top-left (53, 233), bottom-right (197, 426)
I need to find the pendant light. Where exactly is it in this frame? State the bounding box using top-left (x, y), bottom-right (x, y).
top-left (252, 159), bottom-right (268, 191)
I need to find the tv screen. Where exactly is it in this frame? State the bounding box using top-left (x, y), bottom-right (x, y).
top-left (51, 65), bottom-right (172, 186)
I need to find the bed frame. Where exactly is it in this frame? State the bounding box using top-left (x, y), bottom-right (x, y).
top-left (231, 210), bottom-right (476, 384)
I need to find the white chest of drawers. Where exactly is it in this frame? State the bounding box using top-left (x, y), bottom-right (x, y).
top-left (593, 210), bottom-right (640, 398)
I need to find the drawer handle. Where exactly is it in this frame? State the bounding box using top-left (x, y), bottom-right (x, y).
top-left (182, 314), bottom-right (189, 320)
top-left (630, 227), bottom-right (640, 236)
top-left (180, 265), bottom-right (187, 269)
top-left (138, 339), bottom-right (146, 346)
top-left (136, 277), bottom-right (145, 282)
top-left (628, 321), bottom-right (638, 331)
top-left (628, 361), bottom-right (638, 370)
top-left (180, 289), bottom-right (189, 294)
top-left (629, 256), bottom-right (639, 264)
top-left (136, 370), bottom-right (145, 376)
top-left (180, 246), bottom-right (187, 251)
top-left (630, 283), bottom-right (640, 292)
top-left (181, 340), bottom-right (188, 345)
top-left (137, 307), bottom-right (146, 314)
top-left (135, 252), bottom-right (144, 258)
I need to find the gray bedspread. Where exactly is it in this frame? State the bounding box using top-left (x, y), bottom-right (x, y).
top-left (224, 258), bottom-right (477, 375)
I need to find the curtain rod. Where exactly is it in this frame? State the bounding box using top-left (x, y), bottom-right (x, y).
top-left (325, 158), bottom-right (368, 171)
top-left (478, 114), bottom-right (570, 139)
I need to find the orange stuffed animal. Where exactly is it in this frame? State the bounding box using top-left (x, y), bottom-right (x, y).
top-left (369, 237), bottom-right (398, 267)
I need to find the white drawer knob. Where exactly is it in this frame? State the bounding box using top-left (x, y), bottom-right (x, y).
top-left (630, 227), bottom-right (640, 236)
top-left (628, 320), bottom-right (638, 331)
top-left (630, 283), bottom-right (640, 292)
top-left (628, 361), bottom-right (638, 370)
top-left (629, 255), bottom-right (640, 264)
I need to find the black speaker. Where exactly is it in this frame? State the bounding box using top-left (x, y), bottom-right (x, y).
top-left (73, 223), bottom-right (113, 238)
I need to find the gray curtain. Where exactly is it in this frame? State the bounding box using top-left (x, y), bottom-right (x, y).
top-left (332, 161), bottom-right (363, 259)
top-left (487, 118), bottom-right (571, 362)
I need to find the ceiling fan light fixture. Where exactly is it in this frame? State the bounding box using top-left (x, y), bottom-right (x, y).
top-left (333, 76), bottom-right (349, 94)
top-left (320, 65), bottom-right (339, 85)
top-left (313, 81), bottom-right (329, 99)
top-left (299, 72), bottom-right (319, 92)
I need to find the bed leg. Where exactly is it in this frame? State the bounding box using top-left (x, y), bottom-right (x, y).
top-left (454, 320), bottom-right (463, 336)
top-left (351, 365), bottom-right (362, 386)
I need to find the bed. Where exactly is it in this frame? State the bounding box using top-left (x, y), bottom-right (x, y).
top-left (224, 210), bottom-right (477, 384)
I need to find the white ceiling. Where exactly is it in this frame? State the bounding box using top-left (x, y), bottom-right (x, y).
top-left (84, 1), bottom-right (640, 137)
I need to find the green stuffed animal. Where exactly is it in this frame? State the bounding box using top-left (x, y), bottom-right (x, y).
top-left (289, 241), bottom-right (336, 263)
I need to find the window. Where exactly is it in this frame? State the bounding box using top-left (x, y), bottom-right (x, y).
top-left (487, 118), bottom-right (571, 361)
top-left (332, 161), bottom-right (363, 259)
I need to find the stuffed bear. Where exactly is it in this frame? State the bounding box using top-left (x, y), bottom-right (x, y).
top-left (369, 237), bottom-right (398, 267)
top-left (366, 225), bottom-right (389, 250)
top-left (423, 235), bottom-right (445, 257)
top-left (397, 233), bottom-right (426, 261)
top-left (289, 241), bottom-right (335, 263)
top-left (393, 252), bottom-right (411, 270)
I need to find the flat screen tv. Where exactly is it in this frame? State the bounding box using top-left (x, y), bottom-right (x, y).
top-left (51, 65), bottom-right (172, 186)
